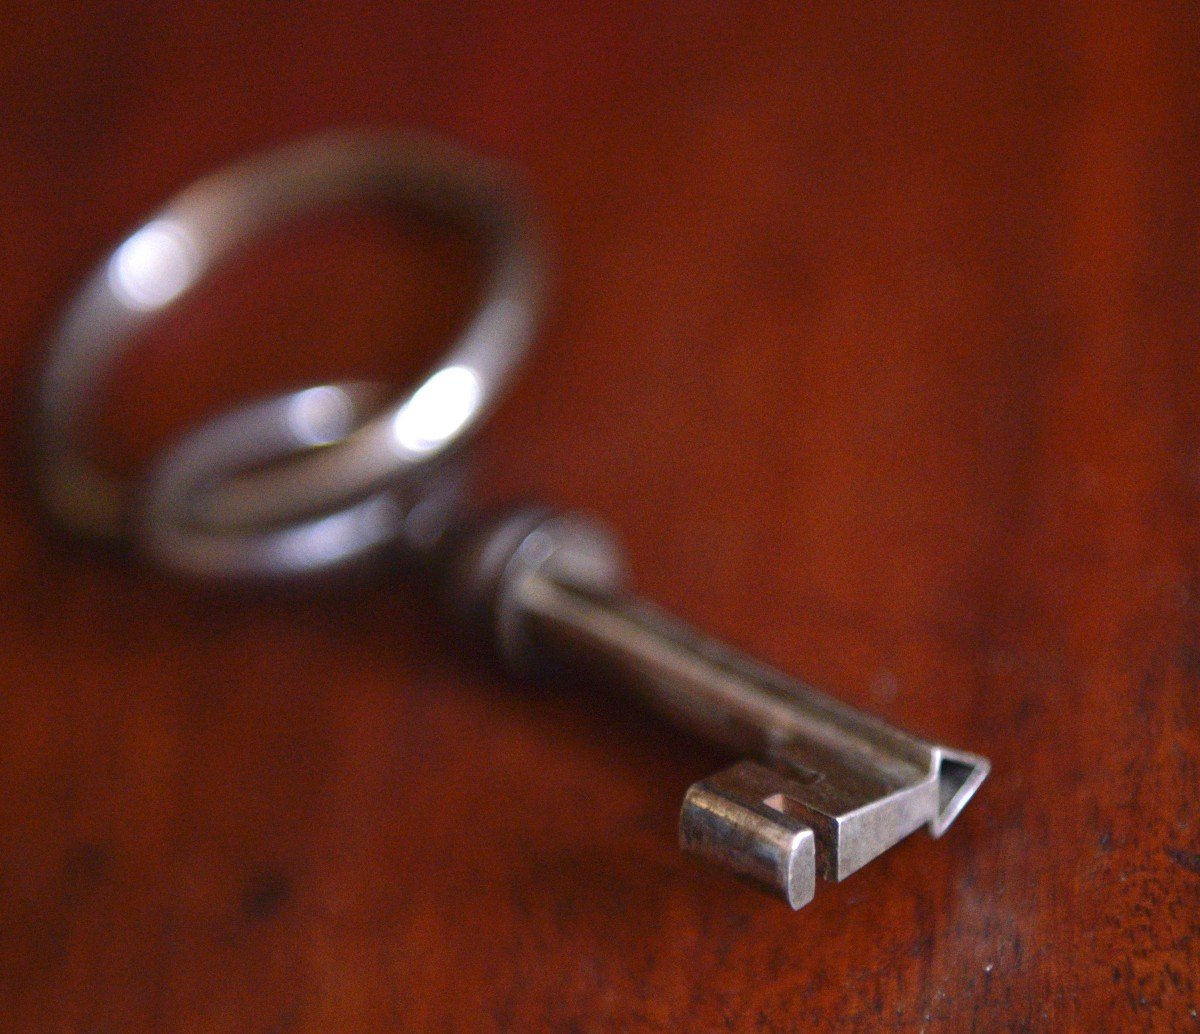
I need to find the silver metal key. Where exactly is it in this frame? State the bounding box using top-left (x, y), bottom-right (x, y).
top-left (28, 131), bottom-right (989, 912)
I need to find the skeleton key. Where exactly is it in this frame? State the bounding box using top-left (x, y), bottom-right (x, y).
top-left (29, 131), bottom-right (989, 911)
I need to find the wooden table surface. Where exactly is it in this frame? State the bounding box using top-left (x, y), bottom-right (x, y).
top-left (1, 4), bottom-right (1197, 1030)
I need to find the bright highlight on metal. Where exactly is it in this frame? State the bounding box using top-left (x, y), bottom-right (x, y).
top-left (107, 218), bottom-right (201, 311)
top-left (391, 365), bottom-right (482, 453)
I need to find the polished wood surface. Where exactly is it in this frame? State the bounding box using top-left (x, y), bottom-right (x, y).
top-left (2, 4), bottom-right (1198, 1030)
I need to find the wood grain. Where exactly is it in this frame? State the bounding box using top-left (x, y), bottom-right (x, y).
top-left (1, 3), bottom-right (1197, 1030)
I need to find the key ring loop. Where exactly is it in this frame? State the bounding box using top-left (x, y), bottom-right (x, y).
top-left (137, 380), bottom-right (472, 578)
top-left (30, 130), bottom-right (544, 576)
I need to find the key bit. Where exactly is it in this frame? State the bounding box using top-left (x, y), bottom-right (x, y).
top-left (443, 506), bottom-right (990, 910)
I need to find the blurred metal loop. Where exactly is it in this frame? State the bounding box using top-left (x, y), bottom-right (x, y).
top-left (30, 130), bottom-right (545, 577)
top-left (140, 380), bottom-right (470, 579)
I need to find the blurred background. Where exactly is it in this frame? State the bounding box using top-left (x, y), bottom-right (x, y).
top-left (0, 3), bottom-right (1197, 1030)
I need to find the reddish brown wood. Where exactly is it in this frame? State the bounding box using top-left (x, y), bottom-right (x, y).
top-left (1, 3), bottom-right (1198, 1030)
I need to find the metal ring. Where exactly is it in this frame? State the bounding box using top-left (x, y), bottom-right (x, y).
top-left (139, 381), bottom-right (471, 578)
top-left (30, 130), bottom-right (544, 574)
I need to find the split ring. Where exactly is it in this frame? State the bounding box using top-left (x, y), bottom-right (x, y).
top-left (30, 130), bottom-right (544, 576)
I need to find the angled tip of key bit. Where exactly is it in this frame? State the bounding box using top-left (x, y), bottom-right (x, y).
top-left (930, 746), bottom-right (991, 838)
